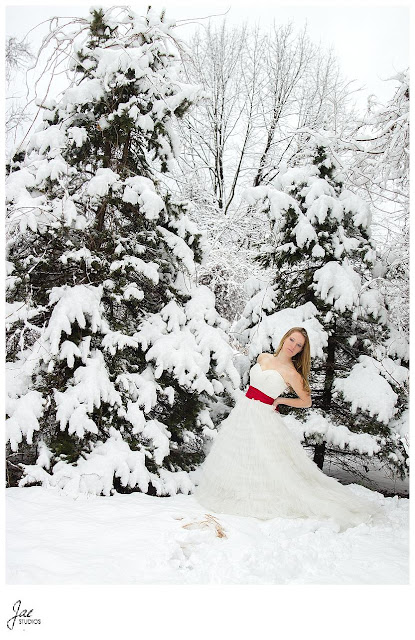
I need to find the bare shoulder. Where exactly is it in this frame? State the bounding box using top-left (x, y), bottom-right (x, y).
top-left (257, 352), bottom-right (272, 363)
top-left (257, 353), bottom-right (269, 362)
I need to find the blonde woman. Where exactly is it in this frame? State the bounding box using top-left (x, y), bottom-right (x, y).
top-left (194, 327), bottom-right (381, 531)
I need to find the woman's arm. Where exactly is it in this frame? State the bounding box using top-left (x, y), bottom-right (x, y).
top-left (272, 370), bottom-right (312, 410)
top-left (273, 397), bottom-right (311, 409)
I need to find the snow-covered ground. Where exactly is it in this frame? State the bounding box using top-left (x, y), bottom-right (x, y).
top-left (6, 484), bottom-right (408, 585)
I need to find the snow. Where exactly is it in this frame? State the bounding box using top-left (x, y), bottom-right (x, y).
top-left (140, 420), bottom-right (171, 465)
top-left (292, 213), bottom-right (317, 247)
top-left (94, 47), bottom-right (150, 81)
top-left (122, 283), bottom-right (144, 302)
top-left (54, 351), bottom-right (122, 437)
top-left (101, 330), bottom-right (139, 355)
top-left (284, 412), bottom-right (380, 456)
top-left (308, 194), bottom-right (344, 224)
top-left (67, 126), bottom-right (88, 147)
top-left (131, 285), bottom-right (240, 397)
top-left (157, 225), bottom-right (195, 274)
top-left (243, 185), bottom-right (301, 221)
top-left (237, 285), bottom-right (276, 328)
top-left (109, 255), bottom-right (160, 283)
top-left (304, 178), bottom-right (335, 206)
top-left (340, 190), bottom-right (372, 228)
top-left (27, 125), bottom-right (67, 154)
top-left (137, 113), bottom-right (154, 131)
top-left (58, 340), bottom-right (82, 368)
top-left (367, 355), bottom-right (409, 387)
top-left (6, 187), bottom-right (50, 234)
top-left (5, 301), bottom-right (40, 326)
top-left (36, 153), bottom-right (68, 182)
top-left (43, 284), bottom-right (105, 357)
top-left (87, 168), bottom-right (120, 198)
top-left (6, 391), bottom-right (46, 452)
top-left (333, 356), bottom-right (398, 424)
top-left (60, 78), bottom-right (105, 109)
top-left (323, 455), bottom-right (408, 499)
top-left (122, 176), bottom-right (165, 220)
top-left (312, 260), bottom-right (361, 312)
top-left (6, 164), bottom-right (88, 232)
top-left (6, 486), bottom-right (408, 584)
top-left (5, 166), bottom-right (36, 202)
top-left (19, 428), bottom-right (194, 498)
top-left (312, 243), bottom-right (325, 257)
top-left (59, 246), bottom-right (96, 269)
top-left (383, 325), bottom-right (409, 360)
top-left (19, 271), bottom-right (240, 498)
top-left (359, 287), bottom-right (387, 320)
top-left (117, 367), bottom-right (159, 413)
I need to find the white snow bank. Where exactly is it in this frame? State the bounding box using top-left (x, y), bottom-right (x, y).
top-left (6, 486), bottom-right (408, 585)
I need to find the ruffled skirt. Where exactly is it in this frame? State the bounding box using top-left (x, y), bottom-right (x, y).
top-left (194, 396), bottom-right (382, 531)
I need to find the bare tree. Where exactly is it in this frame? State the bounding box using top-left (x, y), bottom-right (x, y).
top-left (346, 72), bottom-right (409, 335)
top-left (178, 19), bottom-right (357, 213)
top-left (257, 42), bottom-right (361, 184)
top-left (252, 23), bottom-right (314, 186)
top-left (6, 36), bottom-right (34, 83)
top-left (175, 19), bottom-right (360, 320)
top-left (179, 21), bottom-right (266, 213)
top-left (5, 36), bottom-right (35, 149)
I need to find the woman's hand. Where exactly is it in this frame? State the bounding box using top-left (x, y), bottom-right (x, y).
top-left (272, 398), bottom-right (280, 411)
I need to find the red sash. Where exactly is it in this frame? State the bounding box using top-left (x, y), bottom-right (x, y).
top-left (245, 385), bottom-right (279, 412)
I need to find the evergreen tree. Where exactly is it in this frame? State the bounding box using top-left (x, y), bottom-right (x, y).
top-left (6, 7), bottom-right (239, 496)
top-left (236, 135), bottom-right (408, 479)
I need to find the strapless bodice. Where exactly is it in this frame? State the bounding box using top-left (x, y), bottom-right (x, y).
top-left (249, 362), bottom-right (288, 398)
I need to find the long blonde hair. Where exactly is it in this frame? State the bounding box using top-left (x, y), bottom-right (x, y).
top-left (273, 327), bottom-right (311, 392)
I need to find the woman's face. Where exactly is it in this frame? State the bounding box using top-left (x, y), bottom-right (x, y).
top-left (283, 332), bottom-right (305, 358)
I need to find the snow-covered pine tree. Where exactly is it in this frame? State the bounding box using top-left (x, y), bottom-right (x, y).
top-left (6, 7), bottom-right (240, 497)
top-left (236, 135), bottom-right (408, 479)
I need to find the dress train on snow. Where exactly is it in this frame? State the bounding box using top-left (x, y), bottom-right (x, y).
top-left (194, 363), bottom-right (382, 531)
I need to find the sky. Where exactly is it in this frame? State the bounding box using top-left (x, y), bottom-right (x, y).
top-left (4, 0), bottom-right (410, 110)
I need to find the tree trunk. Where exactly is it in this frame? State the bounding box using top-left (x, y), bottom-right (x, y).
top-left (313, 441), bottom-right (326, 469)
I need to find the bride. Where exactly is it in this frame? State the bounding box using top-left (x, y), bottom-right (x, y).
top-left (194, 327), bottom-right (381, 531)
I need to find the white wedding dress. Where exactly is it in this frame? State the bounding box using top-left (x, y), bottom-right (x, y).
top-left (194, 363), bottom-right (382, 531)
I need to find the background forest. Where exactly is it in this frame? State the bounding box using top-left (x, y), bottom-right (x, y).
top-left (5, 5), bottom-right (409, 498)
